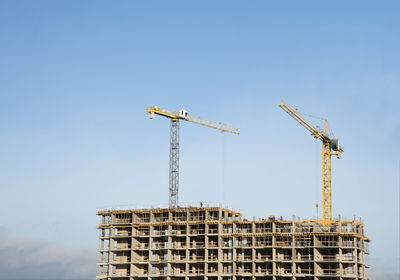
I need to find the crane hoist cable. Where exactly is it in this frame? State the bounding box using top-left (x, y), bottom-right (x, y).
top-left (279, 101), bottom-right (343, 223)
top-left (147, 106), bottom-right (239, 209)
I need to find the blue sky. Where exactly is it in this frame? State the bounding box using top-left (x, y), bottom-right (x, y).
top-left (0, 1), bottom-right (399, 279)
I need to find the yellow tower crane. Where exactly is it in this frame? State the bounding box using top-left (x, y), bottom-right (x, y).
top-left (147, 106), bottom-right (239, 209)
top-left (279, 101), bottom-right (343, 222)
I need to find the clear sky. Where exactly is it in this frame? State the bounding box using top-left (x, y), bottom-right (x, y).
top-left (0, 1), bottom-right (399, 279)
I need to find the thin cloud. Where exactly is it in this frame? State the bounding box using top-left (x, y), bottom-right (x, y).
top-left (0, 227), bottom-right (96, 280)
top-left (368, 270), bottom-right (400, 280)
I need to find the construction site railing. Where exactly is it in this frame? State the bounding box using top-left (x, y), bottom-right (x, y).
top-left (237, 256), bottom-right (252, 261)
top-left (319, 269), bottom-right (339, 275)
top-left (276, 241), bottom-right (292, 247)
top-left (236, 268), bottom-right (252, 274)
top-left (255, 268), bottom-right (273, 274)
top-left (171, 242), bottom-right (186, 248)
top-left (255, 255), bottom-right (273, 261)
top-left (342, 255), bottom-right (354, 261)
top-left (255, 228), bottom-right (273, 233)
top-left (322, 255), bottom-right (339, 261)
top-left (254, 242), bottom-right (273, 247)
top-left (295, 256), bottom-right (313, 261)
top-left (276, 255), bottom-right (292, 261)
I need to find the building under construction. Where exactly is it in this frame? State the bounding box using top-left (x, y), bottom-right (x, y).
top-left (96, 103), bottom-right (370, 279)
top-left (97, 206), bottom-right (370, 280)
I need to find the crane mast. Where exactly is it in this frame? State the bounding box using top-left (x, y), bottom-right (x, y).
top-left (279, 101), bottom-right (343, 222)
top-left (170, 119), bottom-right (179, 208)
top-left (147, 106), bottom-right (239, 209)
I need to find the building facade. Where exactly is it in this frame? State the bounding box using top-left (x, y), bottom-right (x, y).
top-left (97, 207), bottom-right (370, 280)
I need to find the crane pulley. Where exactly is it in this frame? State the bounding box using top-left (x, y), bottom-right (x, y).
top-left (147, 106), bottom-right (239, 209)
top-left (279, 101), bottom-right (343, 222)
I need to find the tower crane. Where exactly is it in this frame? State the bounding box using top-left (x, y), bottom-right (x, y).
top-left (279, 101), bottom-right (343, 222)
top-left (147, 106), bottom-right (239, 209)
